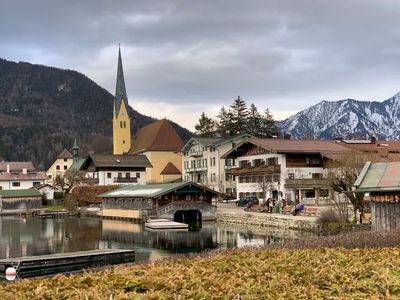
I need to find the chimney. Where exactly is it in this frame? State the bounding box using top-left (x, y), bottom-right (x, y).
top-left (284, 133), bottom-right (291, 140)
top-left (370, 136), bottom-right (376, 144)
top-left (22, 168), bottom-right (27, 174)
top-left (6, 164), bottom-right (10, 173)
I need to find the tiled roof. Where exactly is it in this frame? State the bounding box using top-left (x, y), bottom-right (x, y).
top-left (130, 119), bottom-right (184, 154)
top-left (337, 140), bottom-right (400, 162)
top-left (98, 182), bottom-right (219, 198)
top-left (0, 162), bottom-right (36, 172)
top-left (251, 139), bottom-right (352, 153)
top-left (0, 171), bottom-right (47, 181)
top-left (80, 153), bottom-right (152, 170)
top-left (0, 189), bottom-right (42, 198)
top-left (160, 162), bottom-right (181, 175)
top-left (355, 161), bottom-right (400, 193)
top-left (57, 149), bottom-right (73, 159)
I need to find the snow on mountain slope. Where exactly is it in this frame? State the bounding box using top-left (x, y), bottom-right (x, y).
top-left (278, 92), bottom-right (400, 140)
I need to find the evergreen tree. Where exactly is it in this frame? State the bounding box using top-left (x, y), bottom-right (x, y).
top-left (216, 106), bottom-right (234, 137)
top-left (229, 96), bottom-right (249, 135)
top-left (247, 103), bottom-right (262, 136)
top-left (259, 108), bottom-right (279, 138)
top-left (195, 112), bottom-right (215, 137)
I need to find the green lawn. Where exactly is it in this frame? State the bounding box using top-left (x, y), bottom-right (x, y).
top-left (1, 246), bottom-right (399, 299)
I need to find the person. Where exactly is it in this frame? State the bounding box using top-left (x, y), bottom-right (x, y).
top-left (269, 198), bottom-right (274, 213)
top-left (292, 202), bottom-right (304, 216)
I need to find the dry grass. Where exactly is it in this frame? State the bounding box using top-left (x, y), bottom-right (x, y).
top-left (1, 244), bottom-right (400, 299)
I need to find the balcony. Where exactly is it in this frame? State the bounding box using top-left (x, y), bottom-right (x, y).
top-left (190, 150), bottom-right (203, 157)
top-left (186, 167), bottom-right (208, 173)
top-left (230, 164), bottom-right (281, 175)
top-left (284, 178), bottom-right (329, 188)
top-left (113, 177), bottom-right (138, 183)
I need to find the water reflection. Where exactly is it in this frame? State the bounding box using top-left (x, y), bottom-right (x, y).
top-left (0, 216), bottom-right (315, 263)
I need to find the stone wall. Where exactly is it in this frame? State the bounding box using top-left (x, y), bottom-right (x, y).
top-left (216, 212), bottom-right (319, 231)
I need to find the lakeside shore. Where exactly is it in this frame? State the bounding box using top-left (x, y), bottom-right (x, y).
top-left (2, 230), bottom-right (400, 299)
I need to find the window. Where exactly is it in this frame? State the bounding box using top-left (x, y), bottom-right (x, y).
top-left (191, 160), bottom-right (195, 168)
top-left (288, 173), bottom-right (294, 179)
top-left (123, 140), bottom-right (125, 144)
top-left (64, 165), bottom-right (68, 170)
top-left (273, 175), bottom-right (280, 182)
top-left (124, 121), bottom-right (127, 128)
top-left (56, 165), bottom-right (60, 170)
top-left (204, 159), bottom-right (207, 167)
top-left (118, 172), bottom-right (122, 178)
top-left (64, 158), bottom-right (68, 162)
top-left (12, 182), bottom-right (20, 187)
top-left (320, 189), bottom-right (329, 197)
top-left (210, 157), bottom-right (216, 166)
top-left (267, 157), bottom-right (278, 165)
top-left (136, 173), bottom-right (140, 178)
top-left (312, 173), bottom-right (323, 179)
top-left (126, 173), bottom-right (131, 179)
top-left (120, 121), bottom-right (123, 128)
top-left (107, 172), bottom-right (111, 179)
top-left (33, 182), bottom-right (40, 187)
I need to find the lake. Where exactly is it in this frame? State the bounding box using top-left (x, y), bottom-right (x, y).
top-left (0, 216), bottom-right (314, 263)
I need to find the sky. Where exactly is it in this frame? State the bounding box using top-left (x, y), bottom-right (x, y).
top-left (2, 0), bottom-right (400, 131)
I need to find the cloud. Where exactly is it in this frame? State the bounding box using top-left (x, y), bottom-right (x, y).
top-left (2, 0), bottom-right (400, 130)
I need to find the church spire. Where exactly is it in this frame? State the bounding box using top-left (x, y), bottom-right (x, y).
top-left (114, 44), bottom-right (128, 117)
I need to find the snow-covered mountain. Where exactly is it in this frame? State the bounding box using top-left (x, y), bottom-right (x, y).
top-left (278, 92), bottom-right (400, 140)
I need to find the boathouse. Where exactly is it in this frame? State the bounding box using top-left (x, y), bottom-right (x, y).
top-left (354, 161), bottom-right (400, 230)
top-left (98, 182), bottom-right (219, 221)
top-left (0, 189), bottom-right (42, 210)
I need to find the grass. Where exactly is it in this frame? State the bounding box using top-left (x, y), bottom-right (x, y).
top-left (42, 204), bottom-right (65, 212)
top-left (1, 244), bottom-right (400, 299)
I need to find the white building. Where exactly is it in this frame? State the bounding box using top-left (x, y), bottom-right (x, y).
top-left (223, 139), bottom-right (352, 204)
top-left (181, 134), bottom-right (252, 195)
top-left (79, 153), bottom-right (152, 186)
top-left (0, 162), bottom-right (47, 190)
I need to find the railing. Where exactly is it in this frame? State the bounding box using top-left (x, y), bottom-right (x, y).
top-left (185, 167), bottom-right (208, 173)
top-left (231, 165), bottom-right (281, 174)
top-left (284, 178), bottom-right (329, 188)
top-left (156, 201), bottom-right (217, 217)
top-left (190, 151), bottom-right (203, 157)
top-left (113, 177), bottom-right (138, 183)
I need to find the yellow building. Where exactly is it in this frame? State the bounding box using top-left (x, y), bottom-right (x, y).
top-left (113, 46), bottom-right (131, 155)
top-left (129, 119), bottom-right (183, 183)
top-left (46, 148), bottom-right (73, 183)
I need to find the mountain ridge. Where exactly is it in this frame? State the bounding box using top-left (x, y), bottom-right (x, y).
top-left (0, 58), bottom-right (192, 169)
top-left (278, 92), bottom-right (400, 140)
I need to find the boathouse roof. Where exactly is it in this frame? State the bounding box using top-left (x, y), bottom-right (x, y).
top-left (98, 182), bottom-right (219, 199)
top-left (0, 189), bottom-right (42, 198)
top-left (354, 161), bottom-right (400, 193)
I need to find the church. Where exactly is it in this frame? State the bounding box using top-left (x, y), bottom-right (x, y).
top-left (112, 46), bottom-right (183, 183)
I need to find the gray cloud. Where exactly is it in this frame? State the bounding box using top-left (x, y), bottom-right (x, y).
top-left (2, 0), bottom-right (400, 129)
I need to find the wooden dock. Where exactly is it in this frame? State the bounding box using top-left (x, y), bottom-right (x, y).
top-left (145, 219), bottom-right (189, 230)
top-left (37, 211), bottom-right (77, 218)
top-left (0, 249), bottom-right (135, 278)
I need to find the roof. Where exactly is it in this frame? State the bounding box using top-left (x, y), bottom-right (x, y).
top-left (71, 158), bottom-right (85, 171)
top-left (0, 189), bottom-right (42, 198)
top-left (160, 162), bottom-right (181, 175)
top-left (0, 171), bottom-right (47, 181)
top-left (114, 46), bottom-right (129, 118)
top-left (182, 137), bottom-right (223, 152)
top-left (80, 153), bottom-right (152, 170)
top-left (130, 119), bottom-right (184, 154)
top-left (98, 181), bottom-right (219, 198)
top-left (0, 162), bottom-right (36, 172)
top-left (354, 161), bottom-right (400, 193)
top-left (57, 149), bottom-right (73, 159)
top-left (338, 140), bottom-right (400, 162)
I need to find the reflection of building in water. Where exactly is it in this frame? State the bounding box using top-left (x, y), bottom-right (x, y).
top-left (102, 219), bottom-right (218, 254)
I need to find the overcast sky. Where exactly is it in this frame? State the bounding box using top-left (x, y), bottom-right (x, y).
top-left (2, 0), bottom-right (400, 131)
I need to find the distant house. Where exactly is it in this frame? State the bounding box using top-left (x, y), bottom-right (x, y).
top-left (354, 161), bottom-right (400, 230)
top-left (46, 140), bottom-right (85, 184)
top-left (129, 119), bottom-right (184, 183)
top-left (98, 181), bottom-right (219, 221)
top-left (0, 189), bottom-right (42, 210)
top-left (36, 184), bottom-right (57, 200)
top-left (0, 162), bottom-right (47, 190)
top-left (80, 153), bottom-right (152, 185)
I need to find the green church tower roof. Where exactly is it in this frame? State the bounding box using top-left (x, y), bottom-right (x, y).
top-left (114, 45), bottom-right (129, 117)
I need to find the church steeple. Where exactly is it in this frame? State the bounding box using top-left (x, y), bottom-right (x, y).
top-left (112, 45), bottom-right (131, 155)
top-left (114, 44), bottom-right (129, 118)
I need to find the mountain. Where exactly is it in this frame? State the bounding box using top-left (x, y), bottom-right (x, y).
top-left (278, 92), bottom-right (400, 140)
top-left (0, 58), bottom-right (192, 169)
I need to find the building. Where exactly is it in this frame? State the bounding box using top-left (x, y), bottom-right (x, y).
top-left (0, 162), bottom-right (47, 190)
top-left (129, 119), bottom-right (184, 183)
top-left (98, 182), bottom-right (219, 221)
top-left (354, 161), bottom-right (400, 230)
top-left (0, 189), bottom-right (42, 210)
top-left (113, 46), bottom-right (131, 155)
top-left (80, 153), bottom-right (152, 185)
top-left (337, 138), bottom-right (400, 161)
top-left (222, 138), bottom-right (352, 204)
top-left (181, 134), bottom-right (252, 195)
top-left (46, 140), bottom-right (85, 184)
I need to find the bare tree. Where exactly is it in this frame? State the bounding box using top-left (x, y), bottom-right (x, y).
top-left (250, 175), bottom-right (273, 205)
top-left (53, 169), bottom-right (86, 193)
